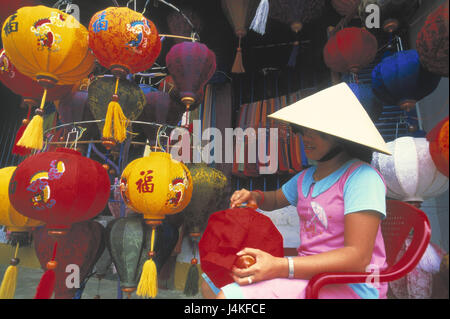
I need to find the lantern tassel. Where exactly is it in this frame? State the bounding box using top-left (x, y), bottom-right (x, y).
top-left (0, 243), bottom-right (20, 299)
top-left (232, 37), bottom-right (245, 74)
top-left (12, 104), bottom-right (33, 156)
top-left (250, 0), bottom-right (269, 35)
top-left (16, 90), bottom-right (47, 151)
top-left (184, 263), bottom-right (199, 296)
top-left (34, 241), bottom-right (57, 299)
top-left (136, 225), bottom-right (158, 298)
top-left (102, 78), bottom-right (128, 143)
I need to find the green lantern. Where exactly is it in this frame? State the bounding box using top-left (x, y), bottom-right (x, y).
top-left (181, 163), bottom-right (229, 296)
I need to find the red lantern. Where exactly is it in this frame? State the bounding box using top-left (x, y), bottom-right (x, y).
top-left (8, 148), bottom-right (110, 232)
top-left (199, 207), bottom-right (284, 288)
top-left (416, 0), bottom-right (449, 77)
top-left (34, 220), bottom-right (105, 299)
top-left (165, 42), bottom-right (216, 111)
top-left (323, 27), bottom-right (378, 74)
top-left (427, 116), bottom-right (449, 177)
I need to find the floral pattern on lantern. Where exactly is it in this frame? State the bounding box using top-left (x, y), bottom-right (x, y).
top-left (371, 136), bottom-right (449, 204)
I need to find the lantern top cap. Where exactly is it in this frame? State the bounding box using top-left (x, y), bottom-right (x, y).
top-left (268, 82), bottom-right (391, 155)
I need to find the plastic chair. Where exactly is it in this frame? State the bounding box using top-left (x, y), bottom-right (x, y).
top-left (304, 200), bottom-right (431, 299)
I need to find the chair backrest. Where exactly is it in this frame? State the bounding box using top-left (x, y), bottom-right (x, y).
top-left (380, 200), bottom-right (431, 281)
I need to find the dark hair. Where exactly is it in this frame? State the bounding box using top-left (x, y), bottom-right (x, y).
top-left (291, 124), bottom-right (373, 163)
top-left (336, 137), bottom-right (374, 164)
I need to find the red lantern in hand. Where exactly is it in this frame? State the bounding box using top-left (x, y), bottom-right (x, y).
top-left (199, 207), bottom-right (284, 288)
top-left (34, 220), bottom-right (105, 299)
top-left (427, 116), bottom-right (449, 177)
top-left (165, 42), bottom-right (216, 112)
top-left (323, 27), bottom-right (378, 74)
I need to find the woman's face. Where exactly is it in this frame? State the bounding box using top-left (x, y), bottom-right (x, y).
top-left (295, 127), bottom-right (339, 161)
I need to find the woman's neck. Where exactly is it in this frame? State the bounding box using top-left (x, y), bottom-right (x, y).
top-left (313, 152), bottom-right (352, 181)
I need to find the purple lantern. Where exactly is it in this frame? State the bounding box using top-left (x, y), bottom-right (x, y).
top-left (165, 42), bottom-right (216, 111)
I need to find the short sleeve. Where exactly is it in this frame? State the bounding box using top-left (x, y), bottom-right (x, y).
top-left (343, 164), bottom-right (386, 219)
top-left (281, 172), bottom-right (302, 207)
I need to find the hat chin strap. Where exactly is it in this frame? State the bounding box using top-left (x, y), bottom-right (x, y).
top-left (317, 145), bottom-right (343, 162)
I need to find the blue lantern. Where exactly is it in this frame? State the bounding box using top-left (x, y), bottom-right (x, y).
top-left (371, 50), bottom-right (441, 111)
top-left (347, 82), bottom-right (383, 122)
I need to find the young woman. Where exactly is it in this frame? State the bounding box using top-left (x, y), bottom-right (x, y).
top-left (201, 83), bottom-right (392, 299)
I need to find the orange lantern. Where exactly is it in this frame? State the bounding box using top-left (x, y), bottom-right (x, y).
top-left (88, 7), bottom-right (161, 145)
top-left (427, 116), bottom-right (449, 177)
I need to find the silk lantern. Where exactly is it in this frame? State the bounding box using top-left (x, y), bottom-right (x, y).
top-left (88, 7), bottom-right (161, 145)
top-left (371, 136), bottom-right (449, 207)
top-left (323, 27), bottom-right (378, 75)
top-left (181, 163), bottom-right (228, 296)
top-left (0, 166), bottom-right (44, 299)
top-left (1, 6), bottom-right (95, 151)
top-left (106, 215), bottom-right (179, 298)
top-left (371, 50), bottom-right (441, 111)
top-left (199, 207), bottom-right (284, 289)
top-left (165, 41), bottom-right (216, 113)
top-left (120, 152), bottom-right (193, 298)
top-left (359, 0), bottom-right (420, 33)
top-left (87, 76), bottom-right (146, 149)
top-left (33, 220), bottom-right (105, 299)
top-left (2, 6), bottom-right (94, 147)
top-left (427, 116), bottom-right (449, 177)
top-left (221, 0), bottom-right (258, 73)
top-left (8, 147), bottom-right (110, 299)
top-left (416, 0), bottom-right (449, 78)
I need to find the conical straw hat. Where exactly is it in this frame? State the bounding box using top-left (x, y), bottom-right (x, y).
top-left (268, 83), bottom-right (391, 155)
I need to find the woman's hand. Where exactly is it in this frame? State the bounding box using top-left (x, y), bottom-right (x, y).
top-left (229, 189), bottom-right (258, 209)
top-left (230, 248), bottom-right (287, 286)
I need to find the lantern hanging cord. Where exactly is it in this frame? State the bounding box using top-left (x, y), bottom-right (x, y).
top-left (13, 242), bottom-right (20, 259)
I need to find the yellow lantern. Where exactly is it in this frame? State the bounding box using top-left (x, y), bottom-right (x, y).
top-left (0, 166), bottom-right (44, 299)
top-left (1, 5), bottom-right (95, 150)
top-left (120, 152), bottom-right (193, 298)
